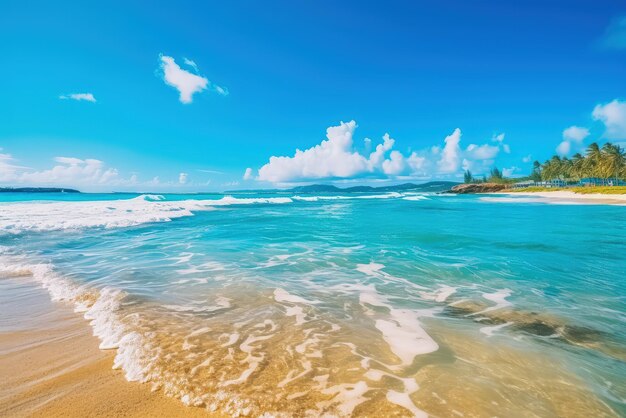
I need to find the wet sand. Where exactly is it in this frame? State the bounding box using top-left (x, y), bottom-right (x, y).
top-left (1, 274), bottom-right (620, 417)
top-left (0, 277), bottom-right (214, 418)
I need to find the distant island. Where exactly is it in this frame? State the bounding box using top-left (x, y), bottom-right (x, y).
top-left (287, 181), bottom-right (459, 194)
top-left (0, 187), bottom-right (81, 193)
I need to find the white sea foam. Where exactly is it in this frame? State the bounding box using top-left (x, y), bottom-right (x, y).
top-left (357, 284), bottom-right (439, 366)
top-left (0, 253), bottom-right (151, 384)
top-left (0, 195), bottom-right (293, 233)
top-left (474, 289), bottom-right (513, 315)
top-left (480, 321), bottom-right (513, 337)
top-left (402, 195), bottom-right (429, 201)
top-left (419, 285), bottom-right (457, 303)
top-left (273, 288), bottom-right (319, 305)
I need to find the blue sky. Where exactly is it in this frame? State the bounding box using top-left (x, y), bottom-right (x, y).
top-left (1, 0), bottom-right (625, 191)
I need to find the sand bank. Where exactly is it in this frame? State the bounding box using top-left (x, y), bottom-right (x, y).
top-left (0, 277), bottom-right (214, 418)
top-left (496, 190), bottom-right (626, 205)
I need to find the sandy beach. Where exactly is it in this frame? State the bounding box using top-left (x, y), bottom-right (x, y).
top-left (0, 276), bottom-right (213, 418)
top-left (495, 190), bottom-right (626, 205)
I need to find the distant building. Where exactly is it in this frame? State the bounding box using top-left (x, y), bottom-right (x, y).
top-left (512, 180), bottom-right (566, 188)
top-left (579, 177), bottom-right (626, 186)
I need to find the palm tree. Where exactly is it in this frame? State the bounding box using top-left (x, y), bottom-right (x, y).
top-left (571, 153), bottom-right (585, 181)
top-left (602, 143), bottom-right (626, 185)
top-left (531, 160), bottom-right (542, 182)
top-left (561, 157), bottom-right (573, 180)
top-left (585, 143), bottom-right (602, 185)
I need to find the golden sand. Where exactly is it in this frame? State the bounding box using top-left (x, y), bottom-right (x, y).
top-left (0, 275), bottom-right (620, 417)
top-left (0, 278), bottom-right (215, 418)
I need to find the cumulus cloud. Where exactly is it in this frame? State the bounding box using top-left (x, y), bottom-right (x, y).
top-left (562, 126), bottom-right (590, 142)
top-left (556, 140), bottom-right (571, 156)
top-left (258, 121), bottom-right (368, 182)
top-left (522, 154), bottom-right (532, 163)
top-left (254, 121), bottom-right (507, 183)
top-left (465, 143), bottom-right (500, 160)
top-left (437, 128), bottom-right (462, 173)
top-left (243, 167), bottom-right (253, 180)
top-left (19, 158), bottom-right (119, 185)
top-left (592, 99), bottom-right (626, 139)
top-left (178, 172), bottom-right (188, 184)
top-left (59, 93), bottom-right (96, 102)
top-left (0, 150), bottom-right (156, 191)
top-left (555, 125), bottom-right (590, 156)
top-left (382, 151), bottom-right (406, 175)
top-left (159, 55), bottom-right (228, 103)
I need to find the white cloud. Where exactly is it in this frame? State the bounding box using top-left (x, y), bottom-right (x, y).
top-left (437, 128), bottom-right (462, 173)
top-left (160, 55), bottom-right (208, 104)
top-left (254, 122), bottom-right (509, 183)
top-left (556, 140), bottom-right (571, 156)
top-left (502, 166), bottom-right (519, 177)
top-left (407, 153), bottom-right (427, 173)
top-left (55, 156), bottom-right (85, 165)
top-left (159, 55), bottom-right (228, 103)
top-left (257, 121), bottom-right (369, 182)
top-left (522, 154), bottom-right (532, 163)
top-left (382, 151), bottom-right (406, 175)
top-left (465, 143), bottom-right (500, 160)
top-left (562, 126), bottom-right (590, 142)
top-left (502, 144), bottom-right (511, 154)
top-left (179, 172), bottom-right (188, 184)
top-left (592, 99), bottom-right (626, 140)
top-left (59, 93), bottom-right (96, 102)
top-left (243, 167), bottom-right (253, 180)
top-left (369, 133), bottom-right (395, 169)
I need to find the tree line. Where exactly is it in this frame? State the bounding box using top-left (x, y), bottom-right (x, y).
top-left (464, 142), bottom-right (626, 185)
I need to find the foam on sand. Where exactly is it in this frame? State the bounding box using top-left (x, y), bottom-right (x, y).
top-left (419, 285), bottom-right (457, 303)
top-left (358, 284), bottom-right (439, 366)
top-left (475, 289), bottom-right (512, 314)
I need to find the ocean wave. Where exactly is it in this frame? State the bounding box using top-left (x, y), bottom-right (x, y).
top-left (0, 195), bottom-right (293, 233)
top-left (0, 192), bottom-right (434, 234)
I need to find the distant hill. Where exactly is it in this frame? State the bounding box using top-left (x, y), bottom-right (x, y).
top-left (0, 187), bottom-right (81, 193)
top-left (288, 181), bottom-right (459, 194)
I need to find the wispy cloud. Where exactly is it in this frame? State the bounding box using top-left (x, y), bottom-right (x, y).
top-left (599, 16), bottom-right (626, 50)
top-left (158, 54), bottom-right (228, 104)
top-left (196, 168), bottom-right (224, 175)
top-left (59, 93), bottom-right (96, 102)
top-left (179, 172), bottom-right (188, 184)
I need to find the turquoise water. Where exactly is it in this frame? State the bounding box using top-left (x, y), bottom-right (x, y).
top-left (0, 192), bottom-right (624, 416)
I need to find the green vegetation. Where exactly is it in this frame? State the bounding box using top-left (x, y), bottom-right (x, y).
top-left (463, 168), bottom-right (519, 185)
top-left (465, 142), bottom-right (626, 188)
top-left (537, 142), bottom-right (626, 184)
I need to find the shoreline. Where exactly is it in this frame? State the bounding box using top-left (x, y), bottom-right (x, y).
top-left (493, 190), bottom-right (626, 205)
top-left (0, 276), bottom-right (212, 418)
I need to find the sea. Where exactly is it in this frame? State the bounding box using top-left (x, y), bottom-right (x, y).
top-left (0, 191), bottom-right (624, 417)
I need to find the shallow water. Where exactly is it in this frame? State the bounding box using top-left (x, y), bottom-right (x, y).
top-left (0, 191), bottom-right (624, 416)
